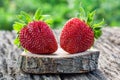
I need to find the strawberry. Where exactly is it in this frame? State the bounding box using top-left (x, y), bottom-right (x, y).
top-left (13, 9), bottom-right (58, 54)
top-left (60, 7), bottom-right (104, 54)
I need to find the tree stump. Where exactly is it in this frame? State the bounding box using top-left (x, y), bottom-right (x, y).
top-left (19, 48), bottom-right (100, 74)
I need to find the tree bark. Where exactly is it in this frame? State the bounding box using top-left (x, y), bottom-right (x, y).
top-left (19, 48), bottom-right (99, 74)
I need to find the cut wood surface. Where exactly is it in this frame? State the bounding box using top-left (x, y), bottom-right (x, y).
top-left (0, 27), bottom-right (120, 80)
top-left (20, 48), bottom-right (99, 74)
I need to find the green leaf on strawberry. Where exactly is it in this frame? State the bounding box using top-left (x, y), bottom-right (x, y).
top-left (87, 10), bottom-right (96, 26)
top-left (20, 11), bottom-right (32, 23)
top-left (78, 7), bottom-right (86, 21)
top-left (42, 15), bottom-right (53, 25)
top-left (78, 7), bottom-right (104, 39)
top-left (87, 11), bottom-right (104, 39)
top-left (33, 9), bottom-right (53, 25)
top-left (94, 30), bottom-right (102, 39)
top-left (18, 11), bottom-right (32, 24)
top-left (93, 19), bottom-right (104, 28)
top-left (33, 8), bottom-right (42, 20)
top-left (14, 36), bottom-right (20, 47)
top-left (13, 22), bottom-right (25, 33)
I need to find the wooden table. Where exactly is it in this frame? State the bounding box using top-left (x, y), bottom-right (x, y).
top-left (0, 27), bottom-right (120, 80)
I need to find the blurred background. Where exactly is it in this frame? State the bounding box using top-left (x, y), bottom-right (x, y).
top-left (0, 0), bottom-right (120, 30)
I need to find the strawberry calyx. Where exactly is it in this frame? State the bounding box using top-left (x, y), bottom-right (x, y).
top-left (13, 8), bottom-right (53, 47)
top-left (77, 7), bottom-right (104, 39)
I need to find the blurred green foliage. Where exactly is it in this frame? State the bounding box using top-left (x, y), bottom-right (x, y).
top-left (0, 0), bottom-right (120, 30)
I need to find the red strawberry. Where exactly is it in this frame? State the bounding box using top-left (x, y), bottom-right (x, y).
top-left (60, 9), bottom-right (104, 54)
top-left (13, 9), bottom-right (58, 54)
top-left (60, 18), bottom-right (94, 53)
top-left (19, 21), bottom-right (58, 54)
